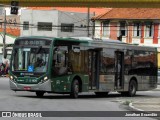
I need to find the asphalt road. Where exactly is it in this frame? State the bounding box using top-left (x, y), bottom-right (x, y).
top-left (0, 77), bottom-right (159, 120)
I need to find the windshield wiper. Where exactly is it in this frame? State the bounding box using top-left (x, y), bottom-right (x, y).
top-left (36, 46), bottom-right (42, 54)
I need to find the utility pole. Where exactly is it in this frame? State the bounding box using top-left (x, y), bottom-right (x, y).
top-left (87, 7), bottom-right (90, 37)
top-left (3, 9), bottom-right (6, 58)
top-left (92, 12), bottom-right (95, 39)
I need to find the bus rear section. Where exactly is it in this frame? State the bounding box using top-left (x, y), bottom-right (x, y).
top-left (93, 41), bottom-right (157, 97)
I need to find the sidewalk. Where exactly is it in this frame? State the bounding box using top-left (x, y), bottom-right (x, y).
top-left (129, 85), bottom-right (160, 111)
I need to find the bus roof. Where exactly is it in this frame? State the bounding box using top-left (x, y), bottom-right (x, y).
top-left (65, 37), bottom-right (156, 51)
top-left (15, 36), bottom-right (157, 52)
top-left (91, 41), bottom-right (156, 52)
top-left (16, 36), bottom-right (55, 41)
top-left (54, 37), bottom-right (89, 43)
top-left (16, 36), bottom-right (89, 43)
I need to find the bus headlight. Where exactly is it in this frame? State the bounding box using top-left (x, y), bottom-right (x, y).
top-left (10, 76), bottom-right (13, 80)
top-left (44, 76), bottom-right (48, 81)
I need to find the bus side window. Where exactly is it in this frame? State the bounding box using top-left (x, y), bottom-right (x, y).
top-left (52, 47), bottom-right (68, 76)
top-left (52, 48), bottom-right (57, 76)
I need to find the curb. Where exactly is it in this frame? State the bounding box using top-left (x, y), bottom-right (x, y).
top-left (129, 103), bottom-right (160, 119)
top-left (129, 103), bottom-right (144, 111)
top-left (152, 89), bottom-right (160, 91)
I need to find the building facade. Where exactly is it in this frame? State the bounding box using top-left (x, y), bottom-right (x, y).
top-left (0, 14), bottom-right (20, 60)
top-left (20, 9), bottom-right (94, 37)
top-left (92, 8), bottom-right (160, 46)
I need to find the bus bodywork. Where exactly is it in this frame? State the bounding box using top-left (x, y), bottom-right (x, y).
top-left (9, 36), bottom-right (157, 98)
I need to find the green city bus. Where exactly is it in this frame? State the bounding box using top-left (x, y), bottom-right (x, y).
top-left (9, 36), bottom-right (157, 98)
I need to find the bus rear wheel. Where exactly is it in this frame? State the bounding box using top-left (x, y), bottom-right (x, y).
top-left (128, 80), bottom-right (137, 97)
top-left (36, 91), bottom-right (45, 97)
top-left (70, 79), bottom-right (79, 98)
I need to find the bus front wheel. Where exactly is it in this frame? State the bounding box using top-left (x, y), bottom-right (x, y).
top-left (70, 79), bottom-right (79, 98)
top-left (36, 91), bottom-right (45, 97)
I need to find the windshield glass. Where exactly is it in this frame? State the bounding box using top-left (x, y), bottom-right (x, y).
top-left (12, 47), bottom-right (49, 73)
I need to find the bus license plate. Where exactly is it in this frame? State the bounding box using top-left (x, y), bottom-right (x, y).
top-left (24, 87), bottom-right (31, 90)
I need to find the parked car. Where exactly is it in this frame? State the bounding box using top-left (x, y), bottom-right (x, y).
top-left (158, 70), bottom-right (160, 85)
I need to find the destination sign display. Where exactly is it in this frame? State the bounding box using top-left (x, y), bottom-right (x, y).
top-left (15, 39), bottom-right (51, 46)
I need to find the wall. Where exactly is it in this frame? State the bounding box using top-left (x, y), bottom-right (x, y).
top-left (94, 19), bottom-right (160, 45)
top-left (21, 9), bottom-right (92, 37)
top-left (20, 9), bottom-right (59, 37)
top-left (94, 21), bottom-right (101, 38)
top-left (57, 11), bottom-right (92, 37)
top-left (0, 15), bottom-right (20, 29)
top-left (110, 22), bottom-right (118, 40)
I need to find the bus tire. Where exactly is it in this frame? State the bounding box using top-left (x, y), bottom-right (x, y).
top-left (70, 79), bottom-right (79, 98)
top-left (128, 80), bottom-right (137, 97)
top-left (95, 92), bottom-right (108, 97)
top-left (36, 91), bottom-right (45, 97)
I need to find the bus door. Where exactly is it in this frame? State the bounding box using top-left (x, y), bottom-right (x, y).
top-left (115, 51), bottom-right (124, 89)
top-left (88, 49), bottom-right (101, 90)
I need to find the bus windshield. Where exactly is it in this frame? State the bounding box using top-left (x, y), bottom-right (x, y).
top-left (12, 47), bottom-right (49, 73)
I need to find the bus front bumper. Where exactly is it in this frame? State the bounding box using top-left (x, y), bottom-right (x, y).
top-left (9, 80), bottom-right (52, 92)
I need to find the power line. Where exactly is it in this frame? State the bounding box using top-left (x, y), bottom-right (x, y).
top-left (1, 22), bottom-right (160, 33)
top-left (3, 21), bottom-right (160, 27)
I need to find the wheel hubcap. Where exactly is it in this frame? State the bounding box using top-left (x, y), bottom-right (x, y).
top-left (131, 84), bottom-right (135, 94)
top-left (75, 84), bottom-right (79, 93)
